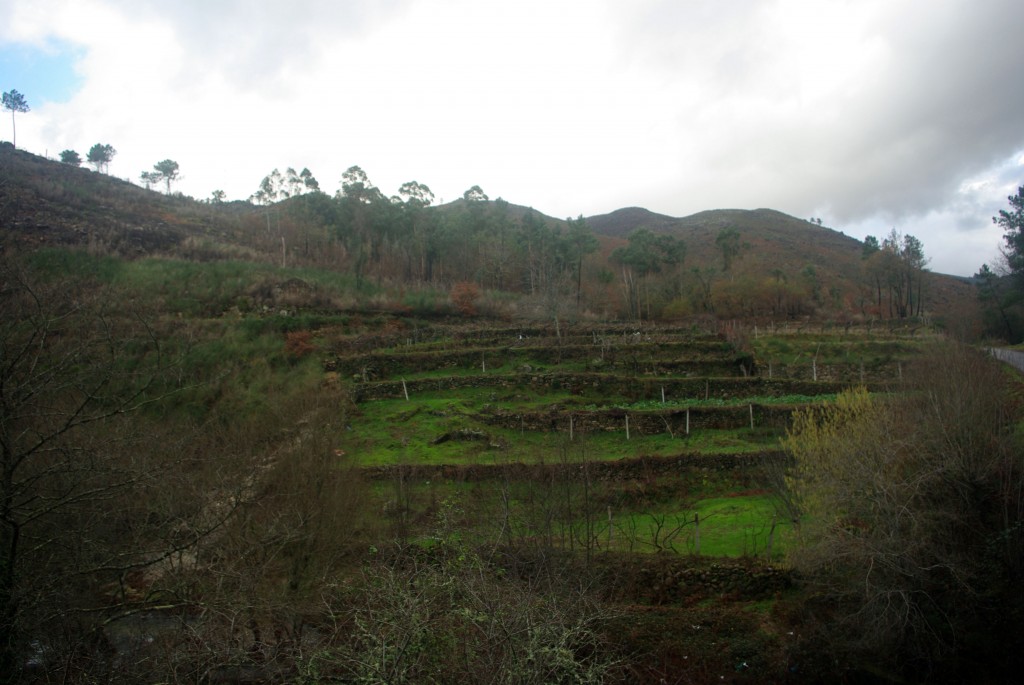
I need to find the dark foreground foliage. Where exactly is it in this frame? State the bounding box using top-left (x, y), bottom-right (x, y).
top-left (783, 343), bottom-right (1024, 682)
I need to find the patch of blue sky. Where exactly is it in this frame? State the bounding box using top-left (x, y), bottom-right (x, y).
top-left (0, 40), bottom-right (84, 105)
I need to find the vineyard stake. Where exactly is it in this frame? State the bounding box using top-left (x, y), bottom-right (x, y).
top-left (694, 513), bottom-right (701, 555)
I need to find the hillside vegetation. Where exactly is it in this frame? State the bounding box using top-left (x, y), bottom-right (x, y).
top-left (0, 145), bottom-right (1020, 684)
top-left (2, 146), bottom-right (977, 330)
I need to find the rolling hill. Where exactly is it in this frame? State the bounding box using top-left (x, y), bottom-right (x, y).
top-left (584, 204), bottom-right (975, 324)
top-left (0, 145), bottom-right (978, 327)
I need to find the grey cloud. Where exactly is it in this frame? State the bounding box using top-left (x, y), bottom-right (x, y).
top-left (816, 1), bottom-right (1024, 222)
top-left (618, 1), bottom-right (1024, 228)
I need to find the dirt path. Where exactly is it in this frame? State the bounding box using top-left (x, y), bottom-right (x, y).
top-left (991, 347), bottom-right (1024, 373)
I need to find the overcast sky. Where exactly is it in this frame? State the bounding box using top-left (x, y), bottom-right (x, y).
top-left (3, 0), bottom-right (1023, 276)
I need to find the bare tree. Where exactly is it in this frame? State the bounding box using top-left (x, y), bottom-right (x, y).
top-left (0, 259), bottom-right (242, 681)
top-left (316, 499), bottom-right (623, 684)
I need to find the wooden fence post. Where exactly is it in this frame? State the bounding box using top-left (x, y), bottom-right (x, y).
top-left (694, 513), bottom-right (700, 555)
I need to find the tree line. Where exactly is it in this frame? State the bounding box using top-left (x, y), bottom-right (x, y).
top-left (59, 145), bottom-right (180, 196)
top-left (860, 229), bottom-right (928, 319)
top-left (976, 185), bottom-right (1024, 341)
top-left (246, 165), bottom-right (604, 318)
top-left (243, 165), bottom-right (937, 323)
top-left (5, 79), bottom-right (935, 324)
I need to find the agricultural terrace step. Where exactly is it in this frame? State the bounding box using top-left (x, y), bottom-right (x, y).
top-left (595, 555), bottom-right (792, 604)
top-left (380, 546), bottom-right (790, 603)
top-left (328, 325), bottom-right (725, 354)
top-left (356, 335), bottom-right (733, 355)
top-left (437, 325), bottom-right (725, 343)
top-left (477, 403), bottom-right (802, 433)
top-left (325, 342), bottom-right (752, 379)
top-left (351, 373), bottom-right (854, 403)
top-left (462, 324), bottom-right (724, 338)
top-left (328, 338), bottom-right (737, 361)
top-left (359, 450), bottom-right (786, 481)
top-left (748, 320), bottom-right (933, 336)
top-left (756, 360), bottom-right (906, 383)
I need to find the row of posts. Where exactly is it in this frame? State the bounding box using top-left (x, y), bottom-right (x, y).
top-left (568, 403), bottom-right (756, 440)
top-left (393, 358), bottom-right (903, 386)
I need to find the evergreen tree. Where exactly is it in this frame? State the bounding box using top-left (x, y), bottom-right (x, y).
top-left (1, 90), bottom-right (29, 148)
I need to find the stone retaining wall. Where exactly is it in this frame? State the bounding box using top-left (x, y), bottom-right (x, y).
top-left (606, 557), bottom-right (792, 603)
top-left (361, 450), bottom-right (786, 482)
top-left (351, 372), bottom-right (857, 403)
top-left (761, 361), bottom-right (903, 383)
top-left (326, 342), bottom-right (750, 380)
top-left (508, 552), bottom-right (792, 604)
top-left (479, 405), bottom-right (796, 433)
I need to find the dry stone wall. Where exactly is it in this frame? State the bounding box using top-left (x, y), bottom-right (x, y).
top-left (360, 451), bottom-right (786, 482)
top-left (326, 341), bottom-right (750, 380)
top-left (479, 404), bottom-right (796, 433)
top-left (350, 373), bottom-right (856, 403)
top-left (606, 558), bottom-right (792, 603)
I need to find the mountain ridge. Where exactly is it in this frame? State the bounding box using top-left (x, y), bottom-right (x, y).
top-left (0, 146), bottom-right (977, 325)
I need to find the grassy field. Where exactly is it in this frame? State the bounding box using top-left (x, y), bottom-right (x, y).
top-left (326, 316), bottom-right (935, 575)
top-left (367, 474), bottom-right (792, 559)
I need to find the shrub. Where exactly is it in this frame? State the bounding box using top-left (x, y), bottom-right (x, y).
top-left (782, 343), bottom-right (1024, 680)
top-left (285, 330), bottom-right (315, 359)
top-left (450, 281), bottom-right (481, 316)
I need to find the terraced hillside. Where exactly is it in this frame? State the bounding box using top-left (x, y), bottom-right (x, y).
top-left (332, 322), bottom-right (915, 471)
top-left (316, 320), bottom-right (933, 680)
top-left (324, 323), bottom-right (921, 549)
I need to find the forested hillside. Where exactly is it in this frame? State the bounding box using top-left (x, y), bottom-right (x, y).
top-left (1, 147), bottom-right (978, 331)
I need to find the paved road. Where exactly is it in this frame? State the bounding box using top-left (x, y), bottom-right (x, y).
top-left (990, 347), bottom-right (1024, 373)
